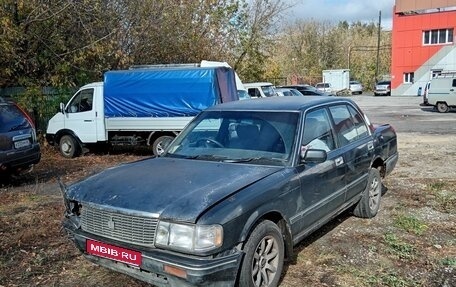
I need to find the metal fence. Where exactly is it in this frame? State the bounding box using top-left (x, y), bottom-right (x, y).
top-left (0, 87), bottom-right (74, 134)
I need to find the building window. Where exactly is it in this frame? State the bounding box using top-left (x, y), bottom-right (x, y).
top-left (423, 28), bottom-right (454, 45)
top-left (404, 72), bottom-right (414, 84)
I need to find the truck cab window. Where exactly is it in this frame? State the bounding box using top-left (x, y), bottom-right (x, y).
top-left (67, 89), bottom-right (94, 113)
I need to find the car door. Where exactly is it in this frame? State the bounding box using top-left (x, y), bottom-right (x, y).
top-left (328, 104), bottom-right (372, 203)
top-left (64, 88), bottom-right (98, 143)
top-left (291, 107), bottom-right (347, 236)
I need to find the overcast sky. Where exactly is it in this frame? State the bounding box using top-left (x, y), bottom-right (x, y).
top-left (283, 0), bottom-right (395, 29)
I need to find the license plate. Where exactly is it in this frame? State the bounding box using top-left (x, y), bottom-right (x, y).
top-left (86, 239), bottom-right (142, 266)
top-left (14, 139), bottom-right (31, 149)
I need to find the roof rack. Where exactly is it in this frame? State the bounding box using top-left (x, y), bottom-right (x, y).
top-left (129, 63), bottom-right (200, 70)
top-left (436, 71), bottom-right (456, 78)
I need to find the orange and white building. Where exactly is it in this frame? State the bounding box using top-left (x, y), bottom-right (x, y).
top-left (391, 0), bottom-right (456, 96)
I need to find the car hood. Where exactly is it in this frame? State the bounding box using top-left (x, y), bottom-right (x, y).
top-left (66, 157), bottom-right (282, 223)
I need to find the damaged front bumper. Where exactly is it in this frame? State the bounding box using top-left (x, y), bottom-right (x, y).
top-left (63, 219), bottom-right (243, 287)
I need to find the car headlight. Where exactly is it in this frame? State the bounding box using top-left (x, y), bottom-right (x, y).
top-left (155, 221), bottom-right (223, 253)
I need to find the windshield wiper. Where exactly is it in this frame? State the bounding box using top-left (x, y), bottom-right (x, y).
top-left (165, 153), bottom-right (228, 161)
top-left (223, 157), bottom-right (286, 164)
top-left (9, 121), bottom-right (28, 132)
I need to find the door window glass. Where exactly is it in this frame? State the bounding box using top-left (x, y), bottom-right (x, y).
top-left (302, 108), bottom-right (335, 152)
top-left (66, 89), bottom-right (94, 113)
top-left (347, 105), bottom-right (369, 139)
top-left (329, 105), bottom-right (357, 147)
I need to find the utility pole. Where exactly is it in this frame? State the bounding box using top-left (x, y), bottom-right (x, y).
top-left (375, 10), bottom-right (382, 82)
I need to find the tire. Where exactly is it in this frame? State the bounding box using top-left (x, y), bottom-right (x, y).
top-left (437, 102), bottom-right (449, 113)
top-left (353, 168), bottom-right (382, 218)
top-left (152, 135), bottom-right (174, 156)
top-left (239, 220), bottom-right (284, 287)
top-left (59, 135), bottom-right (80, 158)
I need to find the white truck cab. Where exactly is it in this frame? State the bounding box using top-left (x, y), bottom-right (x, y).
top-left (244, 82), bottom-right (276, 98)
top-left (427, 73), bottom-right (456, 113)
top-left (46, 82), bottom-right (106, 157)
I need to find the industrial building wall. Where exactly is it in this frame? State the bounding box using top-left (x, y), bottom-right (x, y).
top-left (391, 3), bottom-right (456, 96)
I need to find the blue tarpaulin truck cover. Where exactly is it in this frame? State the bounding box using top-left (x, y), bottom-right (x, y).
top-left (103, 66), bottom-right (238, 118)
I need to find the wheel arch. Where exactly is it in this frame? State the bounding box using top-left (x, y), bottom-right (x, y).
top-left (239, 210), bottom-right (294, 261)
top-left (54, 129), bottom-right (83, 147)
top-left (371, 156), bottom-right (386, 178)
top-left (147, 131), bottom-right (178, 146)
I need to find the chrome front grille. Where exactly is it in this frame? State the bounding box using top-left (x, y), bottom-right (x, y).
top-left (81, 204), bottom-right (158, 247)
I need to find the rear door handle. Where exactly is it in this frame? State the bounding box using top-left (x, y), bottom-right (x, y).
top-left (335, 157), bottom-right (344, 166)
top-left (84, 120), bottom-right (93, 122)
top-left (367, 141), bottom-right (374, 151)
top-left (450, 89), bottom-right (454, 92)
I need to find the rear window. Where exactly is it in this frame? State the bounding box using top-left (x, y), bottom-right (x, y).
top-left (377, 81), bottom-right (390, 85)
top-left (0, 104), bottom-right (31, 133)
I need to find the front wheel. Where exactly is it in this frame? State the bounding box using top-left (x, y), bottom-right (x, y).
top-left (437, 102), bottom-right (449, 113)
top-left (152, 135), bottom-right (175, 156)
top-left (239, 220), bottom-right (284, 287)
top-left (59, 135), bottom-right (80, 158)
top-left (353, 168), bottom-right (382, 218)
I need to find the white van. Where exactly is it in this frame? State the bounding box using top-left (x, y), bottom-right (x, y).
top-left (244, 82), bottom-right (276, 98)
top-left (427, 75), bottom-right (456, 113)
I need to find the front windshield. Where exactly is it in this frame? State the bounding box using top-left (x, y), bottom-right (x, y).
top-left (261, 86), bottom-right (276, 97)
top-left (165, 111), bottom-right (299, 166)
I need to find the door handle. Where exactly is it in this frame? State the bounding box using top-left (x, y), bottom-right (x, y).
top-left (84, 120), bottom-right (93, 122)
top-left (450, 89), bottom-right (454, 92)
top-left (368, 141), bottom-right (374, 151)
top-left (335, 157), bottom-right (344, 166)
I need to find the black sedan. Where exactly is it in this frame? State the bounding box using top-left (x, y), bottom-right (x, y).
top-left (61, 96), bottom-right (398, 287)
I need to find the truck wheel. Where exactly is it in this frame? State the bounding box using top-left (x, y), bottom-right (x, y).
top-left (353, 168), bottom-right (382, 218)
top-left (59, 135), bottom-right (80, 158)
top-left (239, 220), bottom-right (284, 287)
top-left (437, 102), bottom-right (449, 113)
top-left (152, 136), bottom-right (174, 156)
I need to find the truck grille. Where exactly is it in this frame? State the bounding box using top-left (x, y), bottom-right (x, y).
top-left (81, 205), bottom-right (158, 247)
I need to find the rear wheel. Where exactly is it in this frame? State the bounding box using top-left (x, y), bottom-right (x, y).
top-left (437, 102), bottom-right (449, 113)
top-left (59, 135), bottom-right (80, 158)
top-left (239, 220), bottom-right (284, 287)
top-left (152, 135), bottom-right (174, 156)
top-left (353, 168), bottom-right (382, 218)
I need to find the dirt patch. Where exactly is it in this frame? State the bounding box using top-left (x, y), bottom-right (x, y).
top-left (0, 134), bottom-right (455, 287)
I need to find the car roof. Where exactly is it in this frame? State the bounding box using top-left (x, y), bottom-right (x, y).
top-left (243, 82), bottom-right (274, 88)
top-left (206, 96), bottom-right (354, 112)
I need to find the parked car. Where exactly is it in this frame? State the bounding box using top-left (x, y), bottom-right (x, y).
top-left (279, 85), bottom-right (332, 96)
top-left (237, 89), bottom-right (251, 100)
top-left (349, 81), bottom-right (363, 95)
top-left (61, 96), bottom-right (398, 287)
top-left (315, 82), bottom-right (332, 93)
top-left (275, 87), bottom-right (294, 97)
top-left (276, 88), bottom-right (303, 97)
top-left (244, 82), bottom-right (276, 98)
top-left (374, 81), bottom-right (391, 96)
top-left (298, 89), bottom-right (332, 96)
top-left (0, 97), bottom-right (40, 176)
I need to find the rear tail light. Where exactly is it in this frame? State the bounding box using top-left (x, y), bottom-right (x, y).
top-left (12, 103), bottom-right (37, 142)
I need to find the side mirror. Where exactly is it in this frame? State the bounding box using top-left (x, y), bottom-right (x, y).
top-left (301, 149), bottom-right (327, 163)
top-left (60, 102), bottom-right (65, 114)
